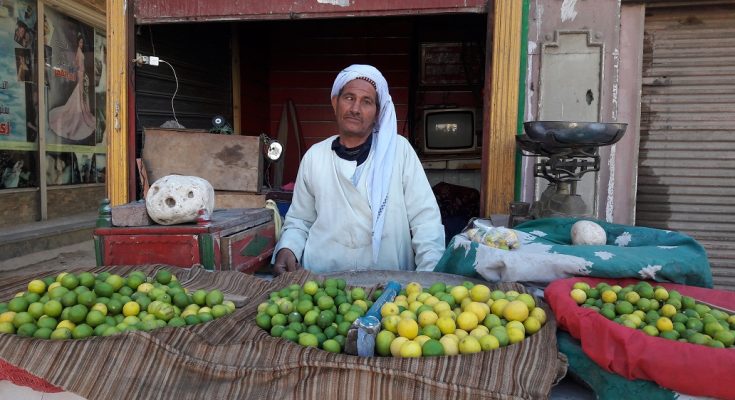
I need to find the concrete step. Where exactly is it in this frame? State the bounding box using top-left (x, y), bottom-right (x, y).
top-left (0, 212), bottom-right (97, 263)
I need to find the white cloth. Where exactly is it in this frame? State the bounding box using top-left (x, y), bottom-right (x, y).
top-left (330, 65), bottom-right (396, 263)
top-left (275, 135), bottom-right (445, 273)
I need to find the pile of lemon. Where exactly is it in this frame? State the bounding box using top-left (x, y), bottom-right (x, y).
top-left (0, 270), bottom-right (235, 340)
top-left (376, 281), bottom-right (547, 358)
top-left (255, 278), bottom-right (372, 354)
top-left (570, 281), bottom-right (735, 348)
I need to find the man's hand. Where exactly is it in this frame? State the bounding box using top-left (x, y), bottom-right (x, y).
top-left (272, 248), bottom-right (301, 276)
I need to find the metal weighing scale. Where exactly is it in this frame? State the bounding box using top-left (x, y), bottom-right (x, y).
top-left (516, 121), bottom-right (627, 219)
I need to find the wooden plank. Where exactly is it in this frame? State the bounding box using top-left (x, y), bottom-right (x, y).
top-left (215, 192), bottom-right (266, 209)
top-left (142, 129), bottom-right (262, 192)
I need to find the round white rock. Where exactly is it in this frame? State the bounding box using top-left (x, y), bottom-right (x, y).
top-left (571, 220), bottom-right (607, 245)
top-left (146, 175), bottom-right (215, 225)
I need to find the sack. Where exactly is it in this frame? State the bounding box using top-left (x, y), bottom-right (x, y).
top-left (435, 217), bottom-right (712, 287)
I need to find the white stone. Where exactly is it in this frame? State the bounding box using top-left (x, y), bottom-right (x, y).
top-left (146, 175), bottom-right (214, 225)
top-left (571, 220), bottom-right (607, 246)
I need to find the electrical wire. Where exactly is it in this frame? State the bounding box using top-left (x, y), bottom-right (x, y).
top-left (158, 59), bottom-right (180, 128)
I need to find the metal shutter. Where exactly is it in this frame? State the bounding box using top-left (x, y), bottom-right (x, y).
top-left (637, 5), bottom-right (735, 290)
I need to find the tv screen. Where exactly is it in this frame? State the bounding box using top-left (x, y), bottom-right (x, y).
top-left (423, 109), bottom-right (477, 154)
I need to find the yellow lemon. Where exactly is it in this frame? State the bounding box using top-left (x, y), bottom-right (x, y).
top-left (440, 336), bottom-right (459, 355)
top-left (523, 316), bottom-right (542, 335)
top-left (381, 302), bottom-right (400, 318)
top-left (454, 329), bottom-right (469, 339)
top-left (407, 292), bottom-right (419, 304)
top-left (408, 301), bottom-right (424, 314)
top-left (656, 317), bottom-right (674, 332)
top-left (479, 334), bottom-right (500, 351)
top-left (57, 320), bottom-right (76, 331)
top-left (399, 310), bottom-right (417, 321)
top-left (469, 284), bottom-right (491, 303)
top-left (438, 310), bottom-right (455, 320)
top-left (27, 280), bottom-right (46, 295)
top-left (433, 301), bottom-right (451, 314)
top-left (490, 299), bottom-right (510, 317)
top-left (47, 282), bottom-right (61, 292)
top-left (390, 337), bottom-right (409, 357)
top-left (660, 304), bottom-right (677, 318)
top-left (460, 297), bottom-right (473, 311)
top-left (394, 295), bottom-right (407, 304)
top-left (436, 316), bottom-right (456, 335)
top-left (516, 294), bottom-right (536, 311)
top-left (572, 282), bottom-right (590, 291)
top-left (485, 298), bottom-right (495, 309)
top-left (507, 327), bottom-right (525, 344)
top-left (570, 289), bottom-right (587, 305)
top-left (414, 335), bottom-right (431, 347)
top-left (601, 290), bottom-right (617, 304)
top-left (465, 302), bottom-right (488, 322)
top-left (443, 333), bottom-right (460, 344)
top-left (91, 303), bottom-right (108, 316)
top-left (418, 310), bottom-right (439, 327)
top-left (55, 272), bottom-right (68, 283)
top-left (423, 296), bottom-right (440, 307)
top-left (654, 288), bottom-right (669, 302)
top-left (417, 292), bottom-right (431, 303)
top-left (506, 320), bottom-right (525, 334)
top-left (399, 340), bottom-right (422, 358)
top-left (530, 308), bottom-right (547, 325)
top-left (503, 300), bottom-right (530, 322)
top-left (397, 318), bottom-right (419, 339)
top-left (405, 282), bottom-right (422, 296)
top-left (449, 286), bottom-right (469, 304)
top-left (382, 315), bottom-right (401, 334)
top-left (122, 301), bottom-right (140, 317)
top-left (0, 312), bottom-right (16, 323)
top-left (137, 283), bottom-right (154, 294)
top-left (456, 311), bottom-right (479, 331)
top-left (458, 336), bottom-right (482, 354)
top-left (470, 326), bottom-right (489, 339)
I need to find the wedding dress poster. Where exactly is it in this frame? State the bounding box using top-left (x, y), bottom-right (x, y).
top-left (44, 7), bottom-right (96, 146)
top-left (0, 0), bottom-right (38, 189)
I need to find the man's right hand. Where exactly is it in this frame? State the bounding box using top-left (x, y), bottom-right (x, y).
top-left (272, 248), bottom-right (301, 276)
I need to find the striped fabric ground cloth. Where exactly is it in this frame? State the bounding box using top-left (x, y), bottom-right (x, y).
top-left (0, 266), bottom-right (567, 400)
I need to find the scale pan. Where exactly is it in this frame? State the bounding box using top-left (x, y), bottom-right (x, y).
top-left (523, 121), bottom-right (627, 147)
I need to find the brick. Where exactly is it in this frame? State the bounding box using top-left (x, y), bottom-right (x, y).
top-left (111, 201), bottom-right (153, 227)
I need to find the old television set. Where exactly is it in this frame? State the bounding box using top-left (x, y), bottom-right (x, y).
top-left (421, 108), bottom-right (480, 155)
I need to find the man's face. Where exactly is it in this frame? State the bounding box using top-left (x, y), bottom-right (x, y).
top-left (331, 79), bottom-right (378, 140)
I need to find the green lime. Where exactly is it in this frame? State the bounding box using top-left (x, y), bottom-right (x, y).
top-left (337, 321), bottom-right (351, 336)
top-left (422, 339), bottom-right (444, 356)
top-left (50, 327), bottom-right (72, 340)
top-left (271, 313), bottom-right (287, 327)
top-left (298, 333), bottom-right (319, 347)
top-left (205, 290), bottom-right (224, 307)
top-left (270, 325), bottom-right (286, 337)
top-left (77, 291), bottom-right (97, 308)
top-left (288, 322), bottom-right (304, 334)
top-left (155, 270), bottom-right (172, 285)
top-left (126, 275), bottom-right (145, 290)
top-left (7, 297), bottom-right (29, 313)
top-left (37, 316), bottom-right (58, 330)
top-left (198, 313), bottom-right (214, 323)
top-left (303, 310), bottom-right (319, 326)
top-left (68, 304), bottom-right (89, 324)
top-left (78, 272), bottom-right (95, 288)
top-left (287, 312), bottom-right (303, 323)
top-left (0, 322), bottom-right (14, 334)
top-left (85, 310), bottom-right (105, 327)
top-left (184, 315), bottom-right (201, 325)
top-left (16, 322), bottom-right (37, 337)
top-left (12, 312), bottom-right (34, 328)
top-left (321, 339), bottom-right (341, 353)
top-left (60, 291), bottom-right (78, 308)
top-left (94, 282), bottom-right (114, 298)
top-left (61, 274), bottom-right (79, 290)
top-left (281, 329), bottom-right (298, 342)
top-left (323, 325), bottom-right (337, 339)
top-left (27, 302), bottom-right (44, 320)
top-left (33, 327), bottom-right (52, 339)
top-left (317, 311), bottom-right (335, 329)
top-left (24, 292), bottom-right (40, 303)
top-left (72, 324), bottom-right (94, 339)
top-left (173, 293), bottom-right (190, 309)
top-left (167, 317), bottom-right (186, 327)
top-left (107, 299), bottom-right (123, 315)
top-left (421, 325), bottom-right (442, 340)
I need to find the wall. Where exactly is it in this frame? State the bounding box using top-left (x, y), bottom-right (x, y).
top-left (238, 14), bottom-right (487, 186)
top-left (0, 191), bottom-right (39, 225)
top-left (523, 0), bottom-right (626, 221)
top-left (47, 185), bottom-right (105, 218)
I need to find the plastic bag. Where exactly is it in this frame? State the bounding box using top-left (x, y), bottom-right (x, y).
top-left (464, 219), bottom-right (520, 250)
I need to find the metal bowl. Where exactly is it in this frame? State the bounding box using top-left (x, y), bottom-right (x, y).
top-left (523, 121), bottom-right (627, 147)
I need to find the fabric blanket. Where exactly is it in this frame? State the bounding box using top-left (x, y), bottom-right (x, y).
top-left (0, 265), bottom-right (567, 400)
top-left (434, 217), bottom-right (712, 287)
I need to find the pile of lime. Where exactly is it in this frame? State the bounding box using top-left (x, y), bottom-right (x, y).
top-left (570, 281), bottom-right (735, 348)
top-left (0, 270), bottom-right (236, 340)
top-left (375, 281), bottom-right (546, 358)
top-left (255, 278), bottom-right (375, 353)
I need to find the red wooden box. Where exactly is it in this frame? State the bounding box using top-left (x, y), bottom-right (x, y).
top-left (93, 208), bottom-right (275, 273)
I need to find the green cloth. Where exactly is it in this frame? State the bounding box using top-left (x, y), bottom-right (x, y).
top-left (557, 331), bottom-right (676, 400)
top-left (434, 217), bottom-right (712, 287)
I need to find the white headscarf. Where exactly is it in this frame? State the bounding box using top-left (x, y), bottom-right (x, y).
top-left (330, 64), bottom-right (397, 263)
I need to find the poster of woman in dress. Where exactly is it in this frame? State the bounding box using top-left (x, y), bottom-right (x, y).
top-left (45, 7), bottom-right (96, 146)
top-left (94, 30), bottom-right (106, 146)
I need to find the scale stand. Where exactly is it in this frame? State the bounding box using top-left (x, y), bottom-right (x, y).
top-left (515, 121), bottom-right (627, 219)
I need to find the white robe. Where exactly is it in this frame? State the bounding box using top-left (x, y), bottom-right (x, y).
top-left (275, 135), bottom-right (445, 273)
